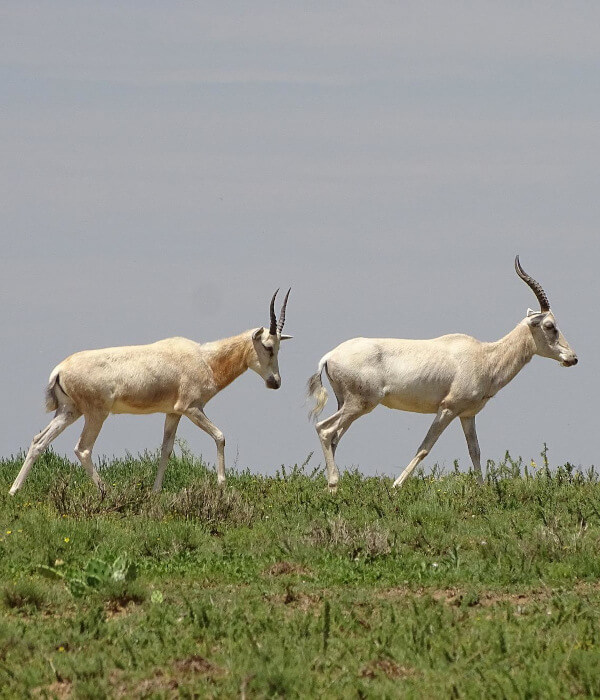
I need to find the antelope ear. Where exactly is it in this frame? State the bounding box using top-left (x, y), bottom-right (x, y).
top-left (526, 310), bottom-right (544, 326)
top-left (279, 334), bottom-right (293, 341)
top-left (252, 327), bottom-right (264, 341)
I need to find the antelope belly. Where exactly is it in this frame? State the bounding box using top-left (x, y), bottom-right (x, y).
top-left (380, 392), bottom-right (440, 414)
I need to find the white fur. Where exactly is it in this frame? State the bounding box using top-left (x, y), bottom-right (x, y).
top-left (308, 307), bottom-right (577, 491)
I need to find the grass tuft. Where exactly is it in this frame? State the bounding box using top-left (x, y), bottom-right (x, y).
top-left (165, 480), bottom-right (255, 526)
top-left (2, 579), bottom-right (48, 611)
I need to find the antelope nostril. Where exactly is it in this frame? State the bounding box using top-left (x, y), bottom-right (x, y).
top-left (571, 357), bottom-right (578, 365)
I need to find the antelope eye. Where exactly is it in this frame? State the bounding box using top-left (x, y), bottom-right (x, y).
top-left (263, 344), bottom-right (274, 356)
top-left (543, 321), bottom-right (555, 331)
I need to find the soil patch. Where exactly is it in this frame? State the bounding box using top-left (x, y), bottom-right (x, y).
top-left (377, 582), bottom-right (600, 608)
top-left (265, 561), bottom-right (312, 577)
top-left (174, 655), bottom-right (226, 677)
top-left (32, 680), bottom-right (72, 699)
top-left (360, 659), bottom-right (418, 681)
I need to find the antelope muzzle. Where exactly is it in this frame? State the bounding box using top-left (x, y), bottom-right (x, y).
top-left (266, 375), bottom-right (281, 390)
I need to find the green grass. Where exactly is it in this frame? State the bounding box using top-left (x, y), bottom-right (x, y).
top-left (1, 446), bottom-right (599, 698)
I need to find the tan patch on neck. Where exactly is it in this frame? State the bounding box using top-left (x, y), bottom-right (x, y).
top-left (208, 336), bottom-right (252, 391)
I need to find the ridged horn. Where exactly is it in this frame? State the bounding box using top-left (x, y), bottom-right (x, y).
top-left (515, 255), bottom-right (550, 312)
top-left (269, 289), bottom-right (279, 335)
top-left (277, 288), bottom-right (291, 334)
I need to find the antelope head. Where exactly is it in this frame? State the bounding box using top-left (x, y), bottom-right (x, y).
top-left (251, 288), bottom-right (292, 389)
top-left (516, 256), bottom-right (578, 367)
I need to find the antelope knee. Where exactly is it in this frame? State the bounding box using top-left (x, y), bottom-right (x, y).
top-left (318, 431), bottom-right (334, 448)
top-left (74, 447), bottom-right (91, 461)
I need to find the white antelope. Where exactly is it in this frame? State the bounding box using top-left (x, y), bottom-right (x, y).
top-left (10, 290), bottom-right (291, 495)
top-left (307, 258), bottom-right (577, 491)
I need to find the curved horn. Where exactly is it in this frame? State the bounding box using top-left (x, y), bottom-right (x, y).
top-left (277, 288), bottom-right (291, 334)
top-left (269, 289), bottom-right (279, 335)
top-left (514, 255), bottom-right (550, 312)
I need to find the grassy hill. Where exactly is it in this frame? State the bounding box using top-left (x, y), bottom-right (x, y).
top-left (1, 447), bottom-right (599, 697)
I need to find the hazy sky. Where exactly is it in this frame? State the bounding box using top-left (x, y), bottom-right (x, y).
top-left (2, 2), bottom-right (598, 481)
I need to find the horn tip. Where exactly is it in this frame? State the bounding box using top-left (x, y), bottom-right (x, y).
top-left (514, 255), bottom-right (525, 275)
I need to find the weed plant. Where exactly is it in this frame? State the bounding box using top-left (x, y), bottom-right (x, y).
top-left (0, 446), bottom-right (599, 697)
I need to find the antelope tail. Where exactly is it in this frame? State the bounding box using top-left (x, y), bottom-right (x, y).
top-left (306, 355), bottom-right (330, 422)
top-left (45, 372), bottom-right (60, 412)
top-left (45, 370), bottom-right (71, 412)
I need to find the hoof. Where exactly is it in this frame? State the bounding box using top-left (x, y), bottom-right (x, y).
top-left (327, 483), bottom-right (338, 494)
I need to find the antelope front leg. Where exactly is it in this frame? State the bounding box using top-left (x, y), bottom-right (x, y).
top-left (460, 416), bottom-right (484, 484)
top-left (392, 407), bottom-right (457, 489)
top-left (153, 413), bottom-right (182, 492)
top-left (184, 407), bottom-right (226, 485)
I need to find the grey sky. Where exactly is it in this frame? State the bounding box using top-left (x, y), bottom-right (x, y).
top-left (1, 2), bottom-right (598, 479)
